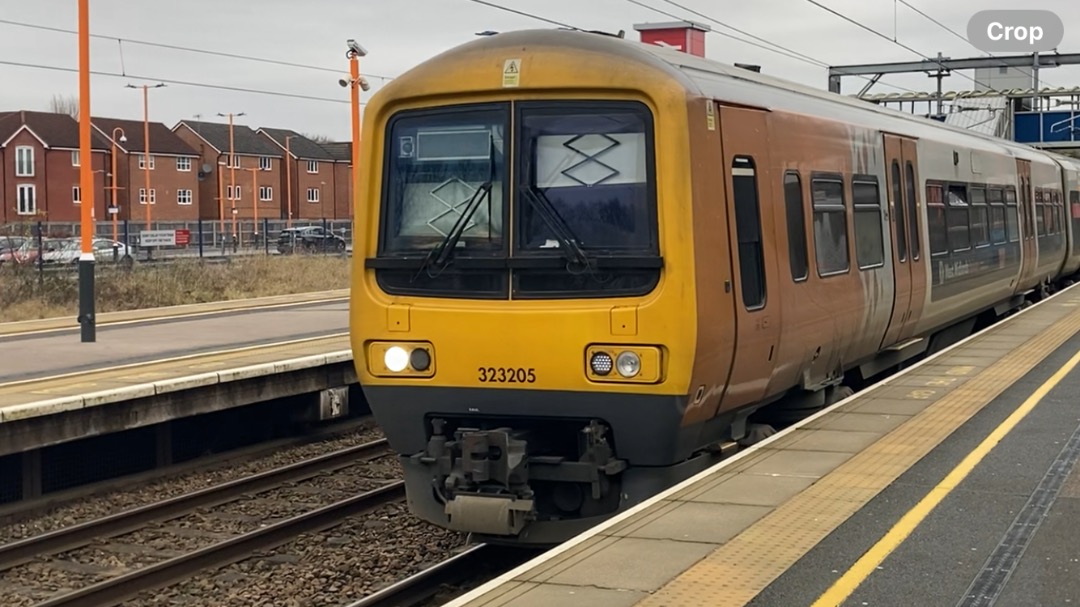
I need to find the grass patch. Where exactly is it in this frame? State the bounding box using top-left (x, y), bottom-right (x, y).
top-left (0, 255), bottom-right (351, 323)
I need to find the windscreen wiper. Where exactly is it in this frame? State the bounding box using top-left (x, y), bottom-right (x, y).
top-left (518, 185), bottom-right (591, 272)
top-left (413, 181), bottom-right (492, 279)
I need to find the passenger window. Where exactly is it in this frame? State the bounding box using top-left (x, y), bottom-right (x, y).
top-left (1071, 191), bottom-right (1080, 253)
top-left (989, 188), bottom-right (1006, 245)
top-left (946, 185), bottom-right (971, 252)
top-left (890, 161), bottom-right (907, 262)
top-left (731, 156), bottom-right (766, 309)
top-left (970, 187), bottom-right (989, 247)
top-left (853, 178), bottom-right (884, 269)
top-left (783, 171), bottom-right (809, 282)
top-left (927, 184), bottom-right (947, 256)
top-left (811, 175), bottom-right (849, 276)
top-left (905, 162), bottom-right (920, 260)
top-left (1005, 187), bottom-right (1020, 242)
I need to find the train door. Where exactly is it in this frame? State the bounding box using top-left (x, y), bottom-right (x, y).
top-left (715, 104), bottom-right (782, 411)
top-left (1017, 159), bottom-right (1037, 286)
top-left (879, 134), bottom-right (913, 349)
top-left (898, 139), bottom-right (927, 342)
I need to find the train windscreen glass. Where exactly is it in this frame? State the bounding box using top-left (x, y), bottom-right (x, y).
top-left (380, 105), bottom-right (507, 255)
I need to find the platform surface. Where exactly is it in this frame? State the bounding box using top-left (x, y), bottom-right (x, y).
top-left (446, 286), bottom-right (1080, 607)
top-left (0, 298), bottom-right (347, 384)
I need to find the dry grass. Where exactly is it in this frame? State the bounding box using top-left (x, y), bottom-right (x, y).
top-left (0, 255), bottom-right (351, 323)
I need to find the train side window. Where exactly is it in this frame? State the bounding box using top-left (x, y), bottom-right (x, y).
top-left (811, 175), bottom-right (849, 276)
top-left (853, 178), bottom-right (884, 269)
top-left (1071, 191), bottom-right (1080, 254)
top-left (946, 185), bottom-right (971, 252)
top-left (1035, 188), bottom-right (1047, 237)
top-left (927, 183), bottom-right (948, 256)
top-left (783, 171), bottom-right (809, 282)
top-left (731, 156), bottom-right (766, 310)
top-left (904, 162), bottom-right (920, 261)
top-left (890, 161), bottom-right (907, 262)
top-left (1005, 186), bottom-right (1019, 242)
top-left (970, 187), bottom-right (989, 247)
top-left (988, 187), bottom-right (1006, 245)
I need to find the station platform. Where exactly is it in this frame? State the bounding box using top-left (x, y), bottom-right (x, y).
top-left (446, 285), bottom-right (1080, 607)
top-left (0, 292), bottom-right (353, 458)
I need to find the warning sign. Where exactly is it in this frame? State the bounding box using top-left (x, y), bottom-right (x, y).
top-left (706, 102), bottom-right (716, 131)
top-left (502, 58), bottom-right (521, 88)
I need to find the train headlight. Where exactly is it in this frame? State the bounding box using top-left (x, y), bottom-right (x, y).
top-left (590, 352), bottom-right (614, 376)
top-left (585, 344), bottom-right (662, 384)
top-left (615, 351), bottom-right (641, 378)
top-left (384, 346), bottom-right (409, 372)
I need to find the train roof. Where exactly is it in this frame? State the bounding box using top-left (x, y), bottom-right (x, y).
top-left (381, 28), bottom-right (1075, 171)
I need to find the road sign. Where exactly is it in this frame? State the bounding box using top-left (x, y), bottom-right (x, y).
top-left (175, 229), bottom-right (191, 246)
top-left (140, 230), bottom-right (176, 247)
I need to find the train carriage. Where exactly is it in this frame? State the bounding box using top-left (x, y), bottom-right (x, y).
top-left (350, 28), bottom-right (1080, 546)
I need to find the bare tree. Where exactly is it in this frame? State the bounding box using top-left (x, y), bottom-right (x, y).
top-left (49, 94), bottom-right (79, 119)
top-left (302, 132), bottom-right (334, 144)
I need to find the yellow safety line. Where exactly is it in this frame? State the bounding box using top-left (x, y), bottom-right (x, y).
top-left (0, 295), bottom-right (348, 338)
top-left (0, 332), bottom-right (350, 391)
top-left (811, 346), bottom-right (1080, 607)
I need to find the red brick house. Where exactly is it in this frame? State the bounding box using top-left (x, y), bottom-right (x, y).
top-left (0, 110), bottom-right (111, 224)
top-left (319, 141), bottom-right (354, 220)
top-left (255, 128), bottom-right (349, 221)
top-left (172, 120), bottom-right (285, 222)
top-left (92, 117), bottom-right (202, 223)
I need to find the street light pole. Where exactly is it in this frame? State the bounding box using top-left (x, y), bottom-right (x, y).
top-left (77, 0), bottom-right (95, 343)
top-left (285, 135), bottom-right (293, 228)
top-left (217, 112), bottom-right (246, 245)
top-left (126, 83), bottom-right (165, 229)
top-left (109, 127), bottom-right (127, 242)
top-left (242, 166), bottom-right (267, 231)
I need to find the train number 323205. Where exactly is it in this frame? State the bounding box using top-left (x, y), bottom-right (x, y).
top-left (478, 367), bottom-right (536, 383)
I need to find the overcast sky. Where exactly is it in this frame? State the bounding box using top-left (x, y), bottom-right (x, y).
top-left (1, 0), bottom-right (1077, 141)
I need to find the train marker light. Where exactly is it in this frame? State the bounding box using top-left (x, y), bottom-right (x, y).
top-left (385, 346), bottom-right (409, 372)
top-left (616, 351), bottom-right (642, 378)
top-left (590, 352), bottom-right (614, 376)
top-left (410, 348), bottom-right (432, 372)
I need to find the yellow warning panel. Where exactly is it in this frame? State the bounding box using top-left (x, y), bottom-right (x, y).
top-left (503, 58), bottom-right (521, 88)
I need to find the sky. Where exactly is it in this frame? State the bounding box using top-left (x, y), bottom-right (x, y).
top-left (1, 0), bottom-right (1078, 142)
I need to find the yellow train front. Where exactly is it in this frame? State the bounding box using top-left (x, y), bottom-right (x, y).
top-left (351, 29), bottom-right (722, 545)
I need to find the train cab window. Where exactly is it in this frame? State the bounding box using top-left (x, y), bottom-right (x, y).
top-left (783, 171), bottom-right (809, 282)
top-left (732, 156), bottom-right (766, 309)
top-left (1005, 186), bottom-right (1020, 242)
top-left (970, 187), bottom-right (989, 247)
top-left (905, 162), bottom-right (920, 261)
top-left (811, 175), bottom-right (849, 276)
top-left (852, 178), bottom-right (884, 269)
top-left (946, 185), bottom-right (971, 252)
top-left (890, 161), bottom-right (907, 262)
top-left (927, 184), bottom-right (947, 256)
top-left (988, 187), bottom-right (1007, 245)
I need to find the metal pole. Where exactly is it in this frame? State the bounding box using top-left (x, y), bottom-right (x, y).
top-left (251, 167), bottom-right (259, 242)
top-left (229, 114), bottom-right (237, 243)
top-left (285, 136), bottom-right (293, 228)
top-left (77, 0), bottom-right (96, 343)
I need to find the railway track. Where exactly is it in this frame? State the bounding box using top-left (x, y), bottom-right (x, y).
top-left (346, 544), bottom-right (539, 607)
top-left (0, 438), bottom-right (400, 607)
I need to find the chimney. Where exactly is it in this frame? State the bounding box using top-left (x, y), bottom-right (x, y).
top-left (633, 21), bottom-right (710, 57)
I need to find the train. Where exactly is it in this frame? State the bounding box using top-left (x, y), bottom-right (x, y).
top-left (349, 28), bottom-right (1080, 546)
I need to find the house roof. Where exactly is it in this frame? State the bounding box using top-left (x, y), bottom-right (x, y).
top-left (0, 110), bottom-right (112, 150)
top-left (319, 141), bottom-right (352, 163)
top-left (92, 117), bottom-right (199, 156)
top-left (173, 120), bottom-right (283, 157)
top-left (256, 127), bottom-right (335, 161)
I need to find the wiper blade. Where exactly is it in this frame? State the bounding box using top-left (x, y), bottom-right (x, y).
top-left (518, 185), bottom-right (591, 271)
top-left (413, 181), bottom-right (492, 279)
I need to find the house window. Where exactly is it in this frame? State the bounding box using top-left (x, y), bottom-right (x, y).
top-left (138, 154), bottom-right (155, 170)
top-left (15, 146), bottom-right (33, 176)
top-left (73, 185), bottom-right (82, 204)
top-left (177, 189), bottom-right (193, 205)
top-left (17, 184), bottom-right (36, 215)
top-left (176, 157), bottom-right (192, 171)
top-left (227, 185), bottom-right (241, 201)
top-left (72, 150), bottom-right (80, 167)
top-left (307, 160), bottom-right (318, 174)
top-left (259, 186), bottom-right (273, 201)
top-left (139, 188), bottom-right (156, 204)
top-left (259, 156), bottom-right (271, 170)
top-left (307, 187), bottom-right (319, 203)
top-left (227, 154), bottom-right (241, 168)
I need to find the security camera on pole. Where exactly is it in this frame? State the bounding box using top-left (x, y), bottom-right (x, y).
top-left (343, 39), bottom-right (369, 224)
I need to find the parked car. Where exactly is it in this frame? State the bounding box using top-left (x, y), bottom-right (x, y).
top-left (277, 227), bottom-right (347, 254)
top-left (41, 238), bottom-right (130, 265)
